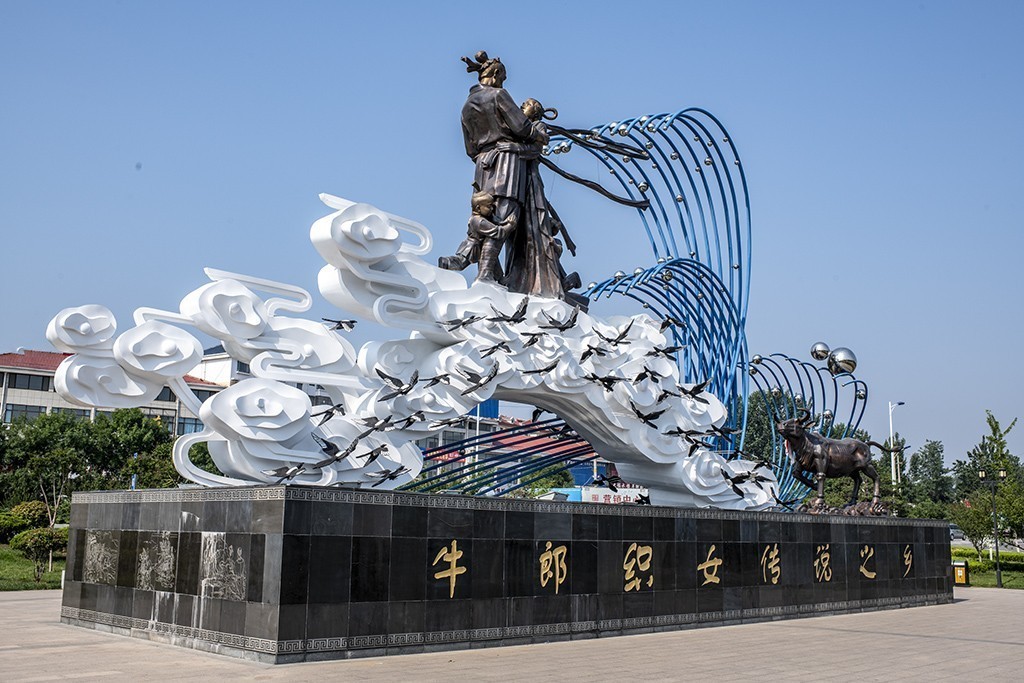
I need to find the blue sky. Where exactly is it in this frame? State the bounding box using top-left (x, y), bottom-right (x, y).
top-left (2, 1), bottom-right (1021, 466)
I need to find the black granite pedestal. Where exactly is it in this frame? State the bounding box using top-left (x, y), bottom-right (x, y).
top-left (60, 486), bottom-right (953, 663)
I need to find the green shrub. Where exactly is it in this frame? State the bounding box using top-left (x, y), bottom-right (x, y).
top-left (0, 512), bottom-right (30, 543)
top-left (9, 527), bottom-right (68, 582)
top-left (9, 501), bottom-right (49, 527)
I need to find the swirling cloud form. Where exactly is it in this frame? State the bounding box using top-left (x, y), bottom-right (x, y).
top-left (47, 195), bottom-right (776, 509)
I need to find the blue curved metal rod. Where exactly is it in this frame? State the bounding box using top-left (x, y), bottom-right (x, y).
top-left (415, 431), bottom-right (587, 492)
top-left (497, 455), bottom-right (600, 497)
top-left (476, 445), bottom-right (596, 495)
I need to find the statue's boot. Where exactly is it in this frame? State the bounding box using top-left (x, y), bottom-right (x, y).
top-left (438, 254), bottom-right (470, 271)
top-left (475, 241), bottom-right (503, 283)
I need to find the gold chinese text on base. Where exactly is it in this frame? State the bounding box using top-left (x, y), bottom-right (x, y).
top-left (902, 544), bottom-right (913, 578)
top-left (859, 544), bottom-right (876, 579)
top-left (623, 543), bottom-right (653, 592)
top-left (432, 540), bottom-right (467, 598)
top-left (540, 541), bottom-right (568, 594)
top-left (760, 543), bottom-right (781, 585)
top-left (814, 544), bottom-right (833, 582)
top-left (698, 544), bottom-right (722, 586)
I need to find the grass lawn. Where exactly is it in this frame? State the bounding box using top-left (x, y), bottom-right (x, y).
top-left (0, 544), bottom-right (66, 591)
top-left (965, 568), bottom-right (1024, 588)
top-left (952, 547), bottom-right (1024, 589)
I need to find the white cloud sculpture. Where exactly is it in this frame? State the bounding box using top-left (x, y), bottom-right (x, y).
top-left (47, 194), bottom-right (777, 509)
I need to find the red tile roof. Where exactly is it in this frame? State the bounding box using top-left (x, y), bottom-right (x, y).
top-left (0, 349), bottom-right (220, 387)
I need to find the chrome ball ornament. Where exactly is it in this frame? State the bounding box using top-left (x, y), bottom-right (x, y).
top-left (810, 342), bottom-right (830, 361)
top-left (827, 347), bottom-right (857, 375)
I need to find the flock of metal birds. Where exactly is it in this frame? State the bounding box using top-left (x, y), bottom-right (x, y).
top-left (262, 305), bottom-right (770, 501)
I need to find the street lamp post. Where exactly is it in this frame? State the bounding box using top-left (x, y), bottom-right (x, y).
top-left (888, 401), bottom-right (905, 507)
top-left (978, 468), bottom-right (1007, 588)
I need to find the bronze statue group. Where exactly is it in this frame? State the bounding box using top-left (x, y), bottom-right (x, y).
top-left (439, 52), bottom-right (584, 307)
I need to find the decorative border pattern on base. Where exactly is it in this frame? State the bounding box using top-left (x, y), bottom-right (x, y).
top-left (72, 485), bottom-right (949, 528)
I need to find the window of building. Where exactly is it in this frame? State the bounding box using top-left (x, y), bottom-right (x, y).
top-left (155, 386), bottom-right (176, 402)
top-left (236, 361), bottom-right (250, 374)
top-left (141, 408), bottom-right (175, 434)
top-left (442, 430), bottom-right (464, 446)
top-left (3, 403), bottom-right (47, 423)
top-left (51, 407), bottom-right (91, 420)
top-left (418, 436), bottom-right (440, 450)
top-left (311, 395), bottom-right (334, 406)
top-left (8, 373), bottom-right (53, 392)
top-left (193, 389), bottom-right (218, 402)
top-left (177, 417), bottom-right (204, 435)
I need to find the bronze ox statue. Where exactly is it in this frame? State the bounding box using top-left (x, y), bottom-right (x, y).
top-left (776, 409), bottom-right (898, 508)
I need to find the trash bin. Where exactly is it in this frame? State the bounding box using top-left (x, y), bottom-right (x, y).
top-left (952, 560), bottom-right (970, 586)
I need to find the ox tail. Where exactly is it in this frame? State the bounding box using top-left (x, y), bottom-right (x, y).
top-left (867, 440), bottom-right (908, 454)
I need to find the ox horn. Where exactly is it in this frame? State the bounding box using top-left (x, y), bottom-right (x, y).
top-left (795, 408), bottom-right (814, 426)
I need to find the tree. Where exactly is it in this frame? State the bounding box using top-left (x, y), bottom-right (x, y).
top-left (952, 411), bottom-right (1021, 497)
top-left (908, 440), bottom-right (953, 505)
top-left (737, 391), bottom-right (775, 462)
top-left (512, 465), bottom-right (575, 499)
top-left (92, 409), bottom-right (172, 487)
top-left (1, 412), bottom-right (93, 510)
top-left (948, 492), bottom-right (998, 559)
top-left (10, 527), bottom-right (68, 582)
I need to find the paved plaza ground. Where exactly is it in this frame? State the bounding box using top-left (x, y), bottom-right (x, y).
top-left (0, 588), bottom-right (1020, 681)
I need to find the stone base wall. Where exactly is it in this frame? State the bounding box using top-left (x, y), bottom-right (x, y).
top-left (61, 486), bottom-right (953, 663)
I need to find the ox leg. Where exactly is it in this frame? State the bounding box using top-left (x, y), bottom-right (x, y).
top-left (862, 462), bottom-right (880, 504)
top-left (848, 471), bottom-right (862, 507)
top-left (815, 470), bottom-right (826, 506)
top-left (792, 466), bottom-right (816, 491)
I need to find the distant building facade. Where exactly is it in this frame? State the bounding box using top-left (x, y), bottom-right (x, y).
top-left (0, 350), bottom-right (221, 436)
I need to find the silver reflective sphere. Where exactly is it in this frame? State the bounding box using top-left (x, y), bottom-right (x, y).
top-left (751, 355), bottom-right (762, 364)
top-left (661, 271), bottom-right (673, 282)
top-left (645, 141), bottom-right (653, 149)
top-left (748, 367), bottom-right (758, 376)
top-left (675, 195), bottom-right (684, 202)
top-left (633, 267), bottom-right (644, 276)
top-left (822, 410), bottom-right (833, 420)
top-left (704, 157), bottom-right (713, 166)
top-left (770, 387), bottom-right (782, 398)
top-left (646, 124), bottom-right (656, 132)
top-left (657, 257), bottom-right (667, 264)
top-left (794, 393), bottom-right (803, 403)
top-left (670, 152), bottom-right (679, 160)
top-left (856, 389), bottom-right (867, 400)
top-left (642, 303), bottom-right (649, 308)
top-left (622, 156), bottom-right (630, 162)
top-left (587, 282), bottom-right (597, 289)
top-left (613, 271), bottom-right (626, 279)
top-left (810, 342), bottom-right (830, 361)
top-left (827, 347), bottom-right (857, 375)
top-left (638, 182), bottom-right (649, 192)
top-left (639, 115), bottom-right (648, 123)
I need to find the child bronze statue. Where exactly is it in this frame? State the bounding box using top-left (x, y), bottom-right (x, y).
top-left (438, 190), bottom-right (514, 283)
